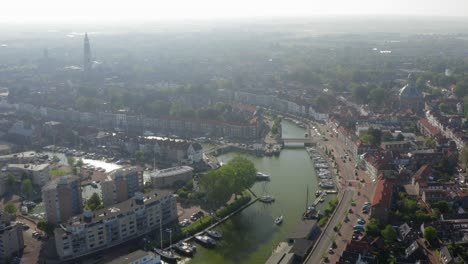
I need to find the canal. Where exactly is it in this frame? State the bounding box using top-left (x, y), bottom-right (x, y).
top-left (189, 120), bottom-right (330, 264)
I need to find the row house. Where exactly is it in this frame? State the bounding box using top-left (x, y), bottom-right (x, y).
top-left (362, 152), bottom-right (393, 181)
top-left (426, 110), bottom-right (467, 149)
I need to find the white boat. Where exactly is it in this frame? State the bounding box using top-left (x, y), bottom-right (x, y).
top-left (259, 195), bottom-right (275, 203)
top-left (256, 172), bottom-right (271, 181)
top-left (275, 215), bottom-right (283, 225)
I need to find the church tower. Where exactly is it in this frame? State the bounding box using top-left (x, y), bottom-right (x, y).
top-left (83, 33), bottom-right (92, 73)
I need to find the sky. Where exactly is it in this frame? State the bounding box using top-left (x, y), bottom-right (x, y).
top-left (1, 0), bottom-right (468, 23)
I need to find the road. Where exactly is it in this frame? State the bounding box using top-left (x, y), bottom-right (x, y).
top-left (306, 189), bottom-right (353, 264)
top-left (304, 121), bottom-right (377, 263)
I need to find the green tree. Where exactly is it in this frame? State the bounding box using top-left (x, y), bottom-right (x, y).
top-left (67, 156), bottom-right (75, 167)
top-left (4, 202), bottom-right (17, 215)
top-left (360, 133), bottom-right (375, 145)
top-left (395, 133), bottom-right (405, 141)
top-left (6, 174), bottom-right (16, 187)
top-left (352, 84), bottom-right (370, 104)
top-left (135, 150), bottom-right (145, 163)
top-left (381, 225), bottom-right (397, 245)
top-left (366, 218), bottom-right (381, 237)
top-left (76, 158), bottom-right (84, 168)
top-left (369, 87), bottom-right (386, 106)
top-left (228, 156), bottom-right (257, 197)
top-left (382, 131), bottom-right (394, 142)
top-left (424, 226), bottom-right (437, 244)
top-left (37, 220), bottom-right (55, 235)
top-left (459, 145), bottom-right (468, 170)
top-left (21, 179), bottom-right (33, 197)
top-left (86, 192), bottom-right (103, 211)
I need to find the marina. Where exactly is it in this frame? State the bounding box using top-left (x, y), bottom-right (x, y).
top-left (188, 120), bottom-right (336, 264)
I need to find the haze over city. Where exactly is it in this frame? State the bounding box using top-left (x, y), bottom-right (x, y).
top-left (0, 1), bottom-right (468, 264)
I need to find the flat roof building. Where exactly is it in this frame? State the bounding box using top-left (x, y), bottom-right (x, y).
top-left (42, 175), bottom-right (82, 224)
top-left (54, 190), bottom-right (177, 260)
top-left (150, 166), bottom-right (193, 189)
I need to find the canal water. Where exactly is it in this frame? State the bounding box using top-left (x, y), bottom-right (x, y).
top-left (189, 121), bottom-right (327, 264)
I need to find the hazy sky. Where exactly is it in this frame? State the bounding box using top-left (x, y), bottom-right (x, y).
top-left (1, 0), bottom-right (467, 23)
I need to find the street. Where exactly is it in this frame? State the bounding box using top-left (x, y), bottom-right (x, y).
top-left (304, 121), bottom-right (377, 263)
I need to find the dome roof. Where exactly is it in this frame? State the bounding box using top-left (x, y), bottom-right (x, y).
top-left (399, 73), bottom-right (422, 99)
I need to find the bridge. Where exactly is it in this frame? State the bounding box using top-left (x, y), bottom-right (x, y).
top-left (280, 137), bottom-right (316, 147)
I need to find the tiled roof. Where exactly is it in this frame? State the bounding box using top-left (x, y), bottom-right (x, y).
top-left (413, 164), bottom-right (432, 182)
top-left (372, 176), bottom-right (395, 207)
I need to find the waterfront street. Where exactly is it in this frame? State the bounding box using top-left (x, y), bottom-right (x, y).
top-left (305, 121), bottom-right (377, 263)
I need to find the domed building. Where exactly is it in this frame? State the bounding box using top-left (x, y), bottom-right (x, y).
top-left (399, 73), bottom-right (423, 113)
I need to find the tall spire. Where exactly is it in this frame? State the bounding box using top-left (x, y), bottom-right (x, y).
top-left (83, 33), bottom-right (91, 73)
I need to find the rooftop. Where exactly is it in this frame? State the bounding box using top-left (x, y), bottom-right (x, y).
top-left (372, 176), bottom-right (395, 207)
top-left (7, 163), bottom-right (49, 172)
top-left (151, 166), bottom-right (193, 178)
top-left (57, 189), bottom-right (173, 235)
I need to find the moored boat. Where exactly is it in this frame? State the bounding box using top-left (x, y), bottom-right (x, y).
top-left (275, 215), bottom-right (283, 225)
top-left (206, 230), bottom-right (222, 239)
top-left (256, 172), bottom-right (271, 181)
top-left (195, 235), bottom-right (217, 248)
top-left (173, 241), bottom-right (196, 257)
top-left (259, 195), bottom-right (275, 203)
top-left (154, 248), bottom-right (178, 263)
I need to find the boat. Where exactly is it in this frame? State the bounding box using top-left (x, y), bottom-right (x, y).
top-left (256, 172), bottom-right (271, 181)
top-left (173, 241), bottom-right (196, 257)
top-left (259, 195), bottom-right (275, 203)
top-left (315, 190), bottom-right (322, 197)
top-left (325, 190), bottom-right (338, 194)
top-left (206, 230), bottom-right (222, 239)
top-left (154, 248), bottom-right (178, 263)
top-left (195, 235), bottom-right (217, 248)
top-left (275, 215), bottom-right (283, 225)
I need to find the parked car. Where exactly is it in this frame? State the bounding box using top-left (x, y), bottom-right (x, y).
top-left (357, 219), bottom-right (366, 225)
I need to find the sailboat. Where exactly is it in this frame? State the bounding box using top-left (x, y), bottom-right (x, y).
top-left (154, 212), bottom-right (177, 263)
top-left (258, 180), bottom-right (275, 203)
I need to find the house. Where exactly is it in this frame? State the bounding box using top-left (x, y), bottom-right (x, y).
top-left (371, 176), bottom-right (396, 224)
top-left (439, 246), bottom-right (455, 264)
top-left (362, 152), bottom-right (393, 181)
top-left (399, 240), bottom-right (429, 263)
top-left (397, 223), bottom-right (419, 245)
top-left (432, 214), bottom-right (468, 243)
top-left (337, 240), bottom-right (377, 264)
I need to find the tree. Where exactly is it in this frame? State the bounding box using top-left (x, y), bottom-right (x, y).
top-left (366, 218), bottom-right (381, 237)
top-left (360, 134), bottom-right (375, 145)
top-left (67, 156), bottom-right (75, 167)
top-left (424, 226), bottom-right (437, 244)
top-left (369, 87), bottom-right (386, 106)
top-left (135, 151), bottom-right (145, 163)
top-left (86, 193), bottom-right (103, 211)
top-left (382, 131), bottom-right (394, 142)
top-left (37, 220), bottom-right (55, 235)
top-left (21, 179), bottom-right (33, 197)
top-left (395, 133), bottom-right (405, 141)
top-left (352, 84), bottom-right (370, 104)
top-left (381, 225), bottom-right (397, 245)
top-left (4, 202), bottom-right (17, 215)
top-left (459, 145), bottom-right (468, 170)
top-left (76, 158), bottom-right (84, 168)
top-left (6, 174), bottom-right (16, 187)
top-left (228, 156), bottom-right (256, 197)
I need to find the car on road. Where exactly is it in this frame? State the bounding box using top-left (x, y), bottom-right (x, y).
top-left (32, 231), bottom-right (41, 238)
top-left (357, 219), bottom-right (366, 225)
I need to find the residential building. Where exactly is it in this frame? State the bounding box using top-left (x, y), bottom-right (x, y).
top-left (54, 190), bottom-right (177, 260)
top-left (439, 246), bottom-right (455, 264)
top-left (42, 175), bottom-right (83, 224)
top-left (371, 176), bottom-right (395, 224)
top-left (150, 166), bottom-right (193, 188)
top-left (5, 163), bottom-right (50, 186)
top-left (432, 214), bottom-right (468, 244)
top-left (101, 167), bottom-right (144, 207)
top-left (106, 250), bottom-right (160, 264)
top-left (0, 213), bottom-right (24, 263)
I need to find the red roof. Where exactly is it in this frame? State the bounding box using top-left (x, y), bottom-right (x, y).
top-left (413, 164), bottom-right (432, 182)
top-left (372, 176), bottom-right (395, 207)
top-left (419, 118), bottom-right (440, 136)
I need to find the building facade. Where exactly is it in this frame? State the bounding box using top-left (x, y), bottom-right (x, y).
top-left (42, 175), bottom-right (83, 224)
top-left (0, 215), bottom-right (24, 263)
top-left (54, 190), bottom-right (177, 260)
top-left (101, 167), bottom-right (144, 207)
top-left (150, 166), bottom-right (193, 188)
